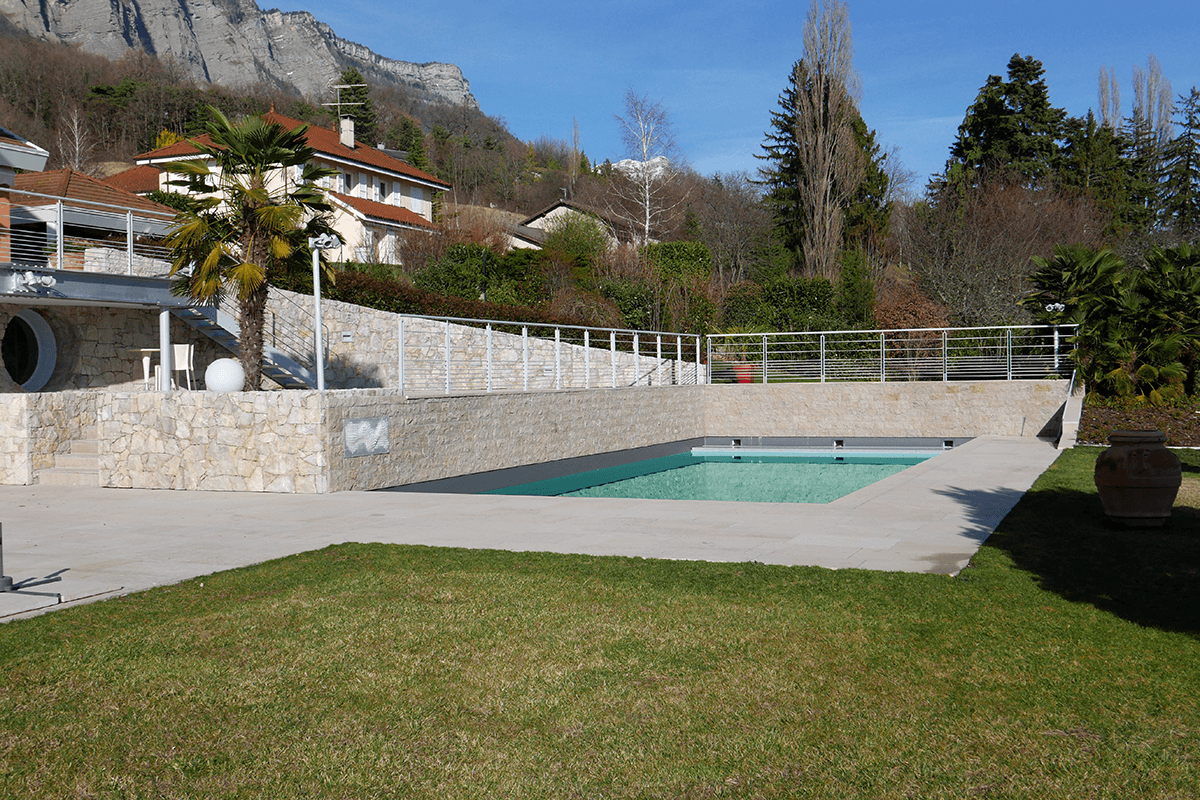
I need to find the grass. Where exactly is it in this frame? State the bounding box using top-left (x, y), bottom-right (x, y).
top-left (1, 449), bottom-right (1197, 798)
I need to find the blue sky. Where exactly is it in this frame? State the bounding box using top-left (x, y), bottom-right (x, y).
top-left (275, 0), bottom-right (1200, 192)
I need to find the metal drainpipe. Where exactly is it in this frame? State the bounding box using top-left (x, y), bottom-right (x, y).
top-left (126, 211), bottom-right (134, 275)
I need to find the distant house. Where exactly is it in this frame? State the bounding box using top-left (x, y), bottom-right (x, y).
top-left (131, 111), bottom-right (451, 264)
top-left (514, 199), bottom-right (635, 251)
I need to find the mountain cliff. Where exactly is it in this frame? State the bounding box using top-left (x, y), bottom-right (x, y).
top-left (0, 0), bottom-right (477, 109)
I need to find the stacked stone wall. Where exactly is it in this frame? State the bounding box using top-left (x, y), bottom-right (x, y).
top-left (324, 386), bottom-right (708, 491)
top-left (704, 381), bottom-right (1068, 439)
top-left (2, 380), bottom-right (1070, 492)
top-left (98, 391), bottom-right (326, 492)
top-left (266, 289), bottom-right (702, 393)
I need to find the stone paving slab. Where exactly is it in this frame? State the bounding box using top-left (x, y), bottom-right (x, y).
top-left (0, 436), bottom-right (1062, 621)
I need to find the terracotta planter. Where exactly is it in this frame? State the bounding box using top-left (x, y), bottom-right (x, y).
top-left (1093, 430), bottom-right (1182, 527)
top-left (732, 363), bottom-right (755, 384)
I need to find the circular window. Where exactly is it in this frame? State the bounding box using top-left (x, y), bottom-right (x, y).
top-left (2, 309), bottom-right (57, 391)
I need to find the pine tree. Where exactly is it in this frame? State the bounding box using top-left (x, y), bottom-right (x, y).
top-left (392, 116), bottom-right (430, 172)
top-left (1059, 111), bottom-right (1131, 234)
top-left (1164, 87), bottom-right (1200, 236)
top-left (943, 54), bottom-right (1066, 187)
top-left (756, 65), bottom-right (807, 266)
top-left (334, 67), bottom-right (378, 146)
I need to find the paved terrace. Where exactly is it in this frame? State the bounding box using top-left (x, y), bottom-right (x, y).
top-left (0, 436), bottom-right (1060, 621)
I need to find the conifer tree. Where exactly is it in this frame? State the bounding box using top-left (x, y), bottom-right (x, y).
top-left (1164, 87), bottom-right (1200, 236)
top-left (334, 67), bottom-right (378, 146)
top-left (942, 54), bottom-right (1066, 187)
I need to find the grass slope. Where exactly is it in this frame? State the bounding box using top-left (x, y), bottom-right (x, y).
top-left (1, 449), bottom-right (1197, 798)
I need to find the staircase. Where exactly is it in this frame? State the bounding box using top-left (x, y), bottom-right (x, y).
top-left (37, 427), bottom-right (99, 486)
top-left (171, 292), bottom-right (321, 389)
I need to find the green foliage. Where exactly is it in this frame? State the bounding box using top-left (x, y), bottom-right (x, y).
top-left (542, 213), bottom-right (609, 292)
top-left (323, 270), bottom-right (588, 329)
top-left (335, 68), bottom-right (377, 146)
top-left (598, 277), bottom-right (655, 330)
top-left (413, 242), bottom-right (492, 300)
top-left (386, 116), bottom-right (430, 172)
top-left (641, 241), bottom-right (713, 283)
top-left (835, 250), bottom-right (875, 329)
top-left (145, 190), bottom-right (193, 213)
top-left (944, 54), bottom-right (1066, 186)
top-left (1058, 112), bottom-right (1131, 235)
top-left (720, 282), bottom-right (767, 329)
top-left (488, 249), bottom-right (549, 308)
top-left (1164, 87), bottom-right (1200, 236)
top-left (1025, 244), bottom-right (1200, 404)
top-left (759, 275), bottom-right (841, 332)
top-left (163, 108), bottom-right (336, 389)
top-left (843, 117), bottom-right (891, 249)
top-left (757, 62), bottom-right (890, 272)
top-left (543, 213), bottom-right (608, 271)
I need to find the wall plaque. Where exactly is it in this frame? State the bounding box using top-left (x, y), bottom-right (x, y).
top-left (343, 417), bottom-right (390, 457)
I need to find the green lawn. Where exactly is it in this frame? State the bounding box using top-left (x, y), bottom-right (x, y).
top-left (1, 448), bottom-right (1197, 798)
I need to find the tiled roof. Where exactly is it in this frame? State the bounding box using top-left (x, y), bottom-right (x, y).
top-left (13, 169), bottom-right (175, 216)
top-left (331, 192), bottom-right (435, 229)
top-left (102, 165), bottom-right (162, 194)
top-left (135, 111), bottom-right (450, 189)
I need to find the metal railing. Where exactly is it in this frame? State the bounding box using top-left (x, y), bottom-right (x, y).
top-left (397, 315), bottom-right (704, 396)
top-left (1, 188), bottom-right (176, 278)
top-left (706, 325), bottom-right (1078, 384)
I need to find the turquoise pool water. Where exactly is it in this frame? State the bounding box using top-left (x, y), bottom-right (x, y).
top-left (485, 451), bottom-right (932, 504)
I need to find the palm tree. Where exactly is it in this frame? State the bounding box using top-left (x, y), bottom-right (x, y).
top-left (165, 108), bottom-right (337, 390)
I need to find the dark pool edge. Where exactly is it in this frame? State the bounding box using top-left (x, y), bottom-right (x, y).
top-left (378, 436), bottom-right (974, 495)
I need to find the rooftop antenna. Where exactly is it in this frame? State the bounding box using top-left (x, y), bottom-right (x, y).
top-left (322, 83), bottom-right (367, 119)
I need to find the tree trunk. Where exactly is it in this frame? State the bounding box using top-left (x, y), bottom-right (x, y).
top-left (239, 282), bottom-right (268, 391)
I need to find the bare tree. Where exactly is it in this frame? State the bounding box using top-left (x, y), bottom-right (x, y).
top-left (686, 171), bottom-right (772, 287)
top-left (56, 105), bottom-right (96, 173)
top-left (904, 173), bottom-right (1110, 326)
top-left (611, 88), bottom-right (685, 244)
top-left (1132, 54), bottom-right (1174, 146)
top-left (792, 0), bottom-right (863, 279)
top-left (1098, 65), bottom-right (1121, 130)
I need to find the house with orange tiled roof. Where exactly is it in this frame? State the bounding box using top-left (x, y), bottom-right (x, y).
top-left (133, 111), bottom-right (451, 264)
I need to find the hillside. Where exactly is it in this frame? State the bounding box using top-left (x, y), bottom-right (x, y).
top-left (0, 0), bottom-right (476, 107)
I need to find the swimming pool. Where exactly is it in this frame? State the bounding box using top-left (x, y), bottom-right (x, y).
top-left (484, 449), bottom-right (935, 504)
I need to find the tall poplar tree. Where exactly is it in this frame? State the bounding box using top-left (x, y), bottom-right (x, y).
top-left (756, 0), bottom-right (869, 280)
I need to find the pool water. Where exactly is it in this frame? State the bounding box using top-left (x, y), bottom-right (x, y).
top-left (485, 451), bottom-right (932, 504)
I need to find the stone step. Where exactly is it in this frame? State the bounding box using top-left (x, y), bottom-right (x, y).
top-left (69, 438), bottom-right (100, 455)
top-left (37, 468), bottom-right (99, 487)
top-left (55, 452), bottom-right (99, 470)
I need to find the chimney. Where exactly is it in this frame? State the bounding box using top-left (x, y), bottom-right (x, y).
top-left (339, 117), bottom-right (355, 149)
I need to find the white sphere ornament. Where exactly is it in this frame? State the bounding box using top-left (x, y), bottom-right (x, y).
top-left (205, 358), bottom-right (246, 392)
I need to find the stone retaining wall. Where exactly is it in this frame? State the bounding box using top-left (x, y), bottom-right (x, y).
top-left (323, 386), bottom-right (707, 491)
top-left (2, 380), bottom-right (1070, 492)
top-left (267, 289), bottom-right (702, 392)
top-left (705, 380), bottom-right (1069, 439)
top-left (98, 391), bottom-right (326, 492)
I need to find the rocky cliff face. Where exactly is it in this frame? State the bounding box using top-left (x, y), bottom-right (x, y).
top-left (0, 0), bottom-right (477, 108)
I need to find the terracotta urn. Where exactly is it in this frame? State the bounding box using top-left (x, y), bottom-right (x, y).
top-left (732, 363), bottom-right (755, 384)
top-left (1093, 430), bottom-right (1182, 527)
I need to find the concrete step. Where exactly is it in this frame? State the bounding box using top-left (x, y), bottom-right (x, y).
top-left (69, 438), bottom-right (99, 455)
top-left (37, 468), bottom-right (99, 486)
top-left (55, 452), bottom-right (99, 470)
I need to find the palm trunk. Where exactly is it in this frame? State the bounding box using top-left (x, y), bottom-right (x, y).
top-left (239, 282), bottom-right (268, 390)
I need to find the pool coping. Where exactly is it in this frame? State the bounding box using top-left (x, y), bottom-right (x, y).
top-left (0, 435), bottom-right (1062, 621)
